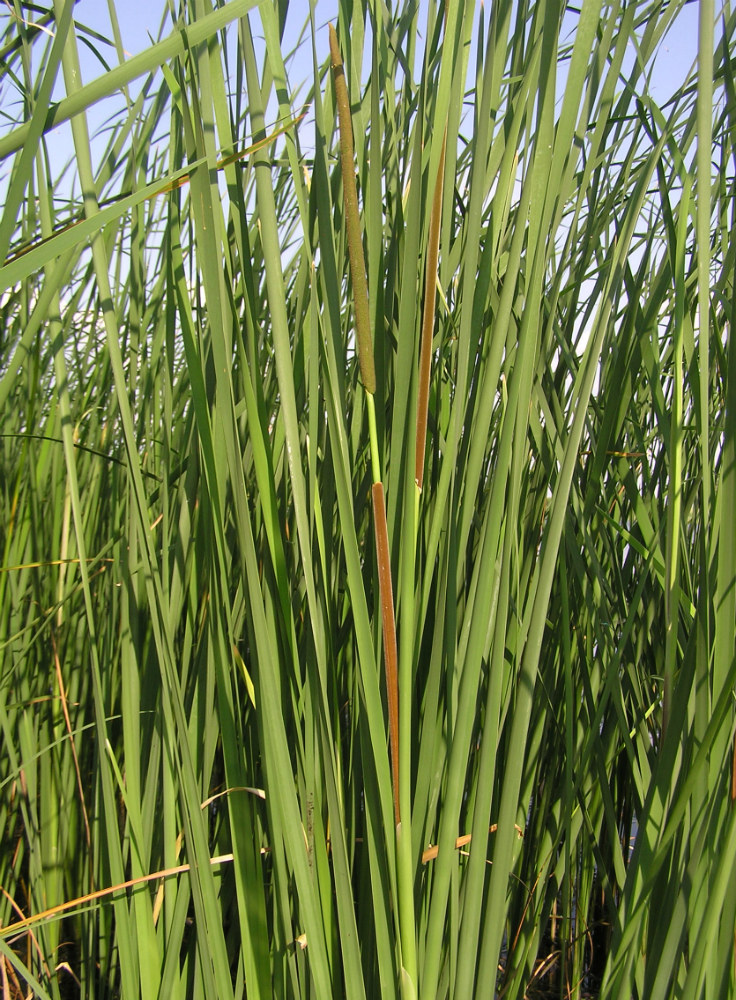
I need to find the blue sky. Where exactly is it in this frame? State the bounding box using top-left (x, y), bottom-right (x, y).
top-left (10, 0), bottom-right (704, 107)
top-left (66, 0), bottom-right (702, 100)
top-left (0, 0), bottom-right (711, 212)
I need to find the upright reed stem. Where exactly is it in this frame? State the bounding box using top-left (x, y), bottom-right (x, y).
top-left (415, 125), bottom-right (447, 490)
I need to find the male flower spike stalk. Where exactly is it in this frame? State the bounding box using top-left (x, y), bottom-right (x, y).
top-left (329, 23), bottom-right (400, 826)
top-left (328, 23), bottom-right (376, 395)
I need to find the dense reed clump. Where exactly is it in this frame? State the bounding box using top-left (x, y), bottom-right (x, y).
top-left (0, 0), bottom-right (734, 997)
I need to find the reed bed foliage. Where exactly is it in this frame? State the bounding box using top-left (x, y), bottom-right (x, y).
top-left (0, 0), bottom-right (734, 996)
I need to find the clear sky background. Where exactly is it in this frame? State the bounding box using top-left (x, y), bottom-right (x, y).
top-left (0, 0), bottom-right (711, 210)
top-left (64, 0), bottom-right (703, 100)
top-left (7, 0), bottom-right (706, 108)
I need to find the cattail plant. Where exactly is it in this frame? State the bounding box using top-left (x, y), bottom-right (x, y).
top-left (0, 0), bottom-right (733, 998)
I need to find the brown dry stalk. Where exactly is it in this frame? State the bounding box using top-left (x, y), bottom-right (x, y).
top-left (371, 481), bottom-right (400, 824)
top-left (421, 823), bottom-right (524, 864)
top-left (328, 23), bottom-right (376, 394)
top-left (4, 113), bottom-right (305, 268)
top-left (415, 125), bottom-right (447, 488)
top-left (1, 854), bottom-right (235, 938)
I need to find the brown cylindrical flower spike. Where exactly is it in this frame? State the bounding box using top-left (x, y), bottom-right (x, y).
top-left (372, 481), bottom-right (400, 824)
